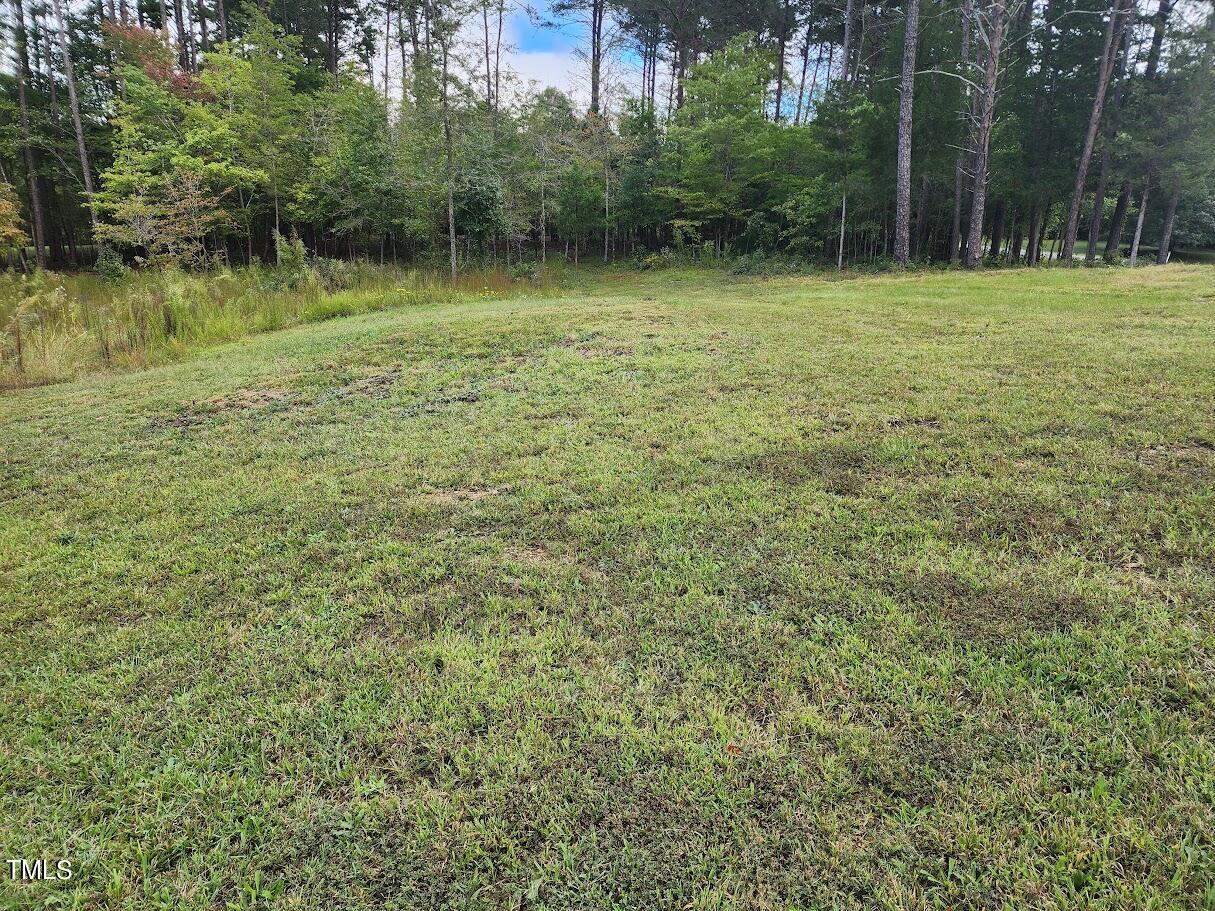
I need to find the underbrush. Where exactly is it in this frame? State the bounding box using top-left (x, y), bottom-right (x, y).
top-left (0, 261), bottom-right (560, 389)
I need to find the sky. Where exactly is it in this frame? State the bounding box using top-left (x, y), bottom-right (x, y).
top-left (375, 1), bottom-right (645, 112)
top-left (502, 2), bottom-right (589, 101)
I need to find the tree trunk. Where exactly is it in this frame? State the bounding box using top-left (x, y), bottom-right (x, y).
top-left (913, 174), bottom-right (929, 258)
top-left (590, 0), bottom-right (605, 114)
top-left (774, 0), bottom-right (791, 119)
top-left (988, 198), bottom-right (1005, 258)
top-left (837, 191), bottom-right (847, 271)
top-left (327, 0), bottom-right (340, 83)
top-left (12, 0), bottom-right (48, 267)
top-left (1155, 188), bottom-right (1179, 264)
top-left (196, 0), bottom-right (208, 52)
top-left (1103, 179), bottom-right (1131, 260)
top-left (794, 20), bottom-right (813, 124)
top-left (495, 0), bottom-right (504, 118)
top-left (842, 0), bottom-right (856, 85)
top-left (949, 0), bottom-right (973, 262)
top-left (964, 0), bottom-right (1005, 269)
top-left (172, 0), bottom-right (188, 69)
top-left (1128, 182), bottom-right (1149, 266)
top-left (1026, 204), bottom-right (1042, 265)
top-left (442, 39), bottom-right (457, 280)
top-left (1084, 145), bottom-right (1111, 265)
top-left (604, 162), bottom-right (610, 262)
top-left (893, 0), bottom-right (920, 266)
top-left (1144, 0), bottom-right (1171, 79)
top-left (1059, 0), bottom-right (1127, 263)
top-left (51, 0), bottom-right (97, 229)
top-left (214, 0), bottom-right (227, 42)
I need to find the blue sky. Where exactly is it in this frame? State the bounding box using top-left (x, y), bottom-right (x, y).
top-left (498, 1), bottom-right (590, 101)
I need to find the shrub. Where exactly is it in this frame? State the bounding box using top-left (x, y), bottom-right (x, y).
top-left (95, 246), bottom-right (130, 282)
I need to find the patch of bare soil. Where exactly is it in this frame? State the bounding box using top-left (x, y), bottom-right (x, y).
top-left (337, 367), bottom-right (402, 399)
top-left (884, 416), bottom-right (941, 430)
top-left (399, 389), bottom-right (483, 416)
top-left (1134, 441), bottom-right (1215, 481)
top-left (151, 387), bottom-right (293, 429)
top-left (506, 543), bottom-right (557, 567)
top-left (423, 485), bottom-right (509, 505)
top-left (209, 388), bottom-right (292, 410)
top-left (888, 567), bottom-right (1096, 641)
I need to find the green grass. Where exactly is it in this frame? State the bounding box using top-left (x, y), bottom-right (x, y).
top-left (2, 265), bottom-right (1214, 910)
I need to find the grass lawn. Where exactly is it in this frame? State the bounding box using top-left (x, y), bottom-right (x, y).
top-left (2, 265), bottom-right (1214, 910)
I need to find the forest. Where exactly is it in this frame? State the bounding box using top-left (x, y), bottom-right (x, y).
top-left (1, 0), bottom-right (1212, 276)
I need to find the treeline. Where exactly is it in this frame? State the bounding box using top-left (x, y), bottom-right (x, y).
top-left (1, 0), bottom-right (1213, 274)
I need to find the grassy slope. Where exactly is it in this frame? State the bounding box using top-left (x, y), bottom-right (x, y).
top-left (2, 266), bottom-right (1214, 910)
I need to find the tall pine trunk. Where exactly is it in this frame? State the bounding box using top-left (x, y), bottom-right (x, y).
top-left (51, 0), bottom-right (97, 229)
top-left (774, 0), bottom-right (791, 118)
top-left (1155, 189), bottom-right (1179, 264)
top-left (964, 0), bottom-right (1005, 269)
top-left (841, 0), bottom-right (856, 84)
top-left (893, 0), bottom-right (920, 266)
top-left (12, 0), bottom-right (48, 267)
top-left (589, 0), bottom-right (605, 114)
top-left (1085, 3), bottom-right (1134, 263)
top-left (441, 38), bottom-right (457, 280)
top-left (949, 0), bottom-right (973, 262)
top-left (327, 0), bottom-right (340, 84)
top-left (172, 0), bottom-right (188, 69)
top-left (1103, 180), bottom-right (1131, 260)
top-left (214, 0), bottom-right (227, 42)
top-left (1059, 0), bottom-right (1127, 263)
top-left (1084, 147), bottom-right (1111, 264)
top-left (1128, 183), bottom-right (1150, 266)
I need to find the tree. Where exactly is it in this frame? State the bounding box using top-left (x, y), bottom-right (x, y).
top-left (964, 0), bottom-right (1007, 269)
top-left (1058, 0), bottom-right (1130, 264)
top-left (0, 182), bottom-right (30, 256)
top-left (894, 0), bottom-right (920, 266)
top-left (10, 0), bottom-right (49, 267)
top-left (95, 167), bottom-right (227, 264)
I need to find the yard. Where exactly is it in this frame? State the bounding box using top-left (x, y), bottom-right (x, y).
top-left (2, 266), bottom-right (1213, 909)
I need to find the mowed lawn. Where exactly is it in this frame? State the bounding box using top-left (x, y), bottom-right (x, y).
top-left (2, 266), bottom-right (1214, 910)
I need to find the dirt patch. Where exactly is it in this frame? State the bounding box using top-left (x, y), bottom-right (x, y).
top-left (575, 341), bottom-right (635, 358)
top-left (743, 440), bottom-right (874, 496)
top-left (947, 494), bottom-right (1084, 548)
top-left (338, 367), bottom-right (402, 399)
top-left (423, 485), bottom-right (508, 505)
top-left (887, 567), bottom-right (1096, 641)
top-left (555, 331), bottom-right (634, 359)
top-left (210, 388), bottom-right (291, 410)
top-left (1133, 441), bottom-right (1215, 482)
top-left (885, 416), bottom-right (941, 430)
top-left (1118, 557), bottom-right (1165, 594)
top-left (399, 389), bottom-right (483, 417)
top-left (151, 387), bottom-right (293, 429)
top-left (506, 543), bottom-right (557, 567)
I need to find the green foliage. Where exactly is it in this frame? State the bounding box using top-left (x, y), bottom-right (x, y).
top-left (0, 182), bottom-right (28, 251)
top-left (13, 0), bottom-right (1212, 275)
top-left (95, 246), bottom-right (130, 281)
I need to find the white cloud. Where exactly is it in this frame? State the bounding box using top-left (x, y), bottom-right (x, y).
top-left (505, 48), bottom-right (585, 103)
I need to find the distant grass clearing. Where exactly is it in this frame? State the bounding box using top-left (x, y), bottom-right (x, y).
top-left (2, 266), bottom-right (1214, 909)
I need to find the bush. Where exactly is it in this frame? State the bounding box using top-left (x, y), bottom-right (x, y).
top-left (274, 230), bottom-right (309, 272)
top-left (312, 257), bottom-right (355, 292)
top-left (633, 248), bottom-right (677, 271)
top-left (95, 246), bottom-right (130, 282)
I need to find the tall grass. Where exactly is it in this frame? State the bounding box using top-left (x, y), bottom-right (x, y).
top-left (0, 261), bottom-right (561, 389)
